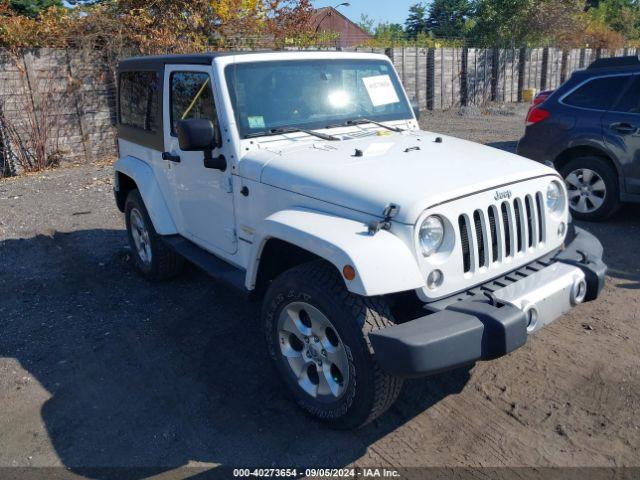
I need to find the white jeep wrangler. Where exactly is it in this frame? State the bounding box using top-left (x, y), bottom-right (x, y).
top-left (113, 51), bottom-right (606, 429)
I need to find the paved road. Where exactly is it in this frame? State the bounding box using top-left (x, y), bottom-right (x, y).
top-left (1, 108), bottom-right (638, 477)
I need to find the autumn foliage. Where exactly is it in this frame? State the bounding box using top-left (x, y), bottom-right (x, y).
top-left (0, 0), bottom-right (321, 54)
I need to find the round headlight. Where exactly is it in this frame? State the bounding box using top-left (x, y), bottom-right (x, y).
top-left (419, 215), bottom-right (445, 257)
top-left (546, 181), bottom-right (565, 216)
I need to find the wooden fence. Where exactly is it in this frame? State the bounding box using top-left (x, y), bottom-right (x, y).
top-left (0, 46), bottom-right (638, 173)
top-left (0, 48), bottom-right (117, 176)
top-left (385, 46), bottom-right (640, 110)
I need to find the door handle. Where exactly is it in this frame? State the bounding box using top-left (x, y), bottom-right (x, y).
top-left (162, 152), bottom-right (181, 163)
top-left (610, 122), bottom-right (638, 134)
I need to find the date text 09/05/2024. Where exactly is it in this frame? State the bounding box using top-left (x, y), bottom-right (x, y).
top-left (232, 468), bottom-right (401, 477)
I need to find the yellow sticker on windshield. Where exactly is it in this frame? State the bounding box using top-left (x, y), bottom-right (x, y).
top-left (248, 116), bottom-right (265, 129)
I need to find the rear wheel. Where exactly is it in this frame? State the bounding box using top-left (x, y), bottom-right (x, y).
top-left (125, 190), bottom-right (184, 280)
top-left (560, 156), bottom-right (620, 221)
top-left (262, 260), bottom-right (402, 429)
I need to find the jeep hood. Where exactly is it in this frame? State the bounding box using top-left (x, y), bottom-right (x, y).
top-left (239, 130), bottom-right (557, 224)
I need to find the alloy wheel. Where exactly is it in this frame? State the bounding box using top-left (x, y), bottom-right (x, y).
top-left (277, 302), bottom-right (350, 401)
top-left (565, 168), bottom-right (607, 214)
top-left (130, 208), bottom-right (152, 266)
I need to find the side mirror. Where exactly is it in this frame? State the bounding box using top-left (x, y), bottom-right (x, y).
top-left (176, 119), bottom-right (226, 171)
top-left (411, 98), bottom-right (420, 121)
top-left (176, 119), bottom-right (216, 151)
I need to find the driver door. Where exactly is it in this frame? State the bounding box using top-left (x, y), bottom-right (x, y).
top-left (163, 65), bottom-right (237, 254)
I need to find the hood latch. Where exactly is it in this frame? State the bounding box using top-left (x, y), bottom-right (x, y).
top-left (368, 204), bottom-right (399, 235)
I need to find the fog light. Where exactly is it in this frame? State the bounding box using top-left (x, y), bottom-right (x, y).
top-left (427, 269), bottom-right (444, 290)
top-left (558, 222), bottom-right (566, 238)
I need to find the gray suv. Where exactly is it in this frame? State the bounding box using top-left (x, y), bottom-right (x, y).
top-left (517, 56), bottom-right (640, 221)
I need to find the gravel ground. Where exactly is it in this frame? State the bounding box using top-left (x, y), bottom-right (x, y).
top-left (1, 106), bottom-right (639, 477)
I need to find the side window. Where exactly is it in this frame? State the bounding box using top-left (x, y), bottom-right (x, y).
top-left (170, 72), bottom-right (217, 135)
top-left (563, 75), bottom-right (631, 111)
top-left (613, 76), bottom-right (640, 114)
top-left (119, 71), bottom-right (159, 132)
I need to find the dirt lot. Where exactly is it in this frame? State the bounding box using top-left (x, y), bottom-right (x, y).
top-left (1, 106), bottom-right (639, 477)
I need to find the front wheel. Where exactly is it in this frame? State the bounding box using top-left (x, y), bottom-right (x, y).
top-left (262, 260), bottom-right (402, 429)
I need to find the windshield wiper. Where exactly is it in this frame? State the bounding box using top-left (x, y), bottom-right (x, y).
top-left (326, 118), bottom-right (404, 133)
top-left (245, 127), bottom-right (340, 141)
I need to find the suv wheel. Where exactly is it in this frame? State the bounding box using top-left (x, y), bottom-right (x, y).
top-left (125, 190), bottom-right (184, 280)
top-left (560, 156), bottom-right (620, 221)
top-left (262, 260), bottom-right (402, 429)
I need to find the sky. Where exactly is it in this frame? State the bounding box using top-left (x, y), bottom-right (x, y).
top-left (312, 0), bottom-right (416, 27)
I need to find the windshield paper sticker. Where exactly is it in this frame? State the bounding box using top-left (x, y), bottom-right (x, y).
top-left (248, 116), bottom-right (266, 129)
top-left (362, 75), bottom-right (400, 107)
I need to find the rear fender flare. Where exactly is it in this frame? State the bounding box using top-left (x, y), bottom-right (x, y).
top-left (114, 156), bottom-right (177, 235)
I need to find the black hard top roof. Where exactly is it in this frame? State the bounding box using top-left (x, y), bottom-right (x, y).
top-left (587, 55), bottom-right (640, 70)
top-left (117, 50), bottom-right (382, 71)
top-left (118, 52), bottom-right (256, 71)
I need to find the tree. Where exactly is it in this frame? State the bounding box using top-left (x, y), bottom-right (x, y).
top-left (0, 0), bottom-right (319, 51)
top-left (405, 2), bottom-right (428, 39)
top-left (468, 0), bottom-right (529, 45)
top-left (8, 0), bottom-right (61, 17)
top-left (587, 0), bottom-right (640, 39)
top-left (107, 0), bottom-right (316, 48)
top-left (374, 22), bottom-right (406, 44)
top-left (425, 0), bottom-right (472, 38)
top-left (469, 0), bottom-right (589, 46)
top-left (358, 13), bottom-right (375, 35)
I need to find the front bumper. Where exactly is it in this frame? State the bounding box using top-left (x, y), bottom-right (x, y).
top-left (369, 226), bottom-right (606, 378)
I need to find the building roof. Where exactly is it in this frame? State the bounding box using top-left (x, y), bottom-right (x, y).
top-left (310, 7), bottom-right (373, 46)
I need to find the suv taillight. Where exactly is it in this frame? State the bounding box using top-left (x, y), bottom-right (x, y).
top-left (526, 107), bottom-right (550, 126)
top-left (532, 93), bottom-right (551, 107)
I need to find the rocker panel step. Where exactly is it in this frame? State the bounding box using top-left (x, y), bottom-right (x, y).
top-left (161, 235), bottom-right (246, 291)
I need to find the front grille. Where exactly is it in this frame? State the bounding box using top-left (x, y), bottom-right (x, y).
top-left (514, 199), bottom-right (524, 253)
top-left (501, 202), bottom-right (512, 257)
top-left (473, 210), bottom-right (486, 268)
top-left (457, 192), bottom-right (546, 274)
top-left (535, 192), bottom-right (545, 243)
top-left (487, 206), bottom-right (499, 263)
top-left (459, 216), bottom-right (471, 273)
top-left (525, 196), bottom-right (534, 248)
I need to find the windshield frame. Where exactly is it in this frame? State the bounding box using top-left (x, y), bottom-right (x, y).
top-left (223, 58), bottom-right (414, 140)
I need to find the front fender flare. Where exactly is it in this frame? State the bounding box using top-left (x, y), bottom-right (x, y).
top-left (114, 156), bottom-right (178, 235)
top-left (247, 208), bottom-right (425, 297)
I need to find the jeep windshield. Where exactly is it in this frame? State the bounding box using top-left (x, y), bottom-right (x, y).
top-left (225, 59), bottom-right (413, 139)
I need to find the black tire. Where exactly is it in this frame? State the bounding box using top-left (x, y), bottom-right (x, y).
top-left (559, 156), bottom-right (620, 221)
top-left (262, 260), bottom-right (402, 429)
top-left (124, 189), bottom-right (184, 280)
